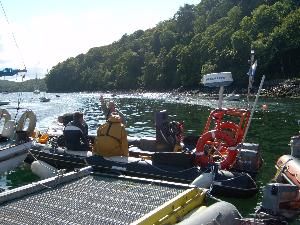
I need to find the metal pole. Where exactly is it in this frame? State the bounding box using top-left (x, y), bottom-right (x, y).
top-left (247, 50), bottom-right (255, 107)
top-left (242, 75), bottom-right (265, 143)
top-left (218, 86), bottom-right (224, 109)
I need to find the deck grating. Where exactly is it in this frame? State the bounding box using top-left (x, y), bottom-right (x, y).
top-left (0, 174), bottom-right (187, 225)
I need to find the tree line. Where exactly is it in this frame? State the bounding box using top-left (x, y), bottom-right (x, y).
top-left (0, 79), bottom-right (46, 92)
top-left (45, 0), bottom-right (300, 92)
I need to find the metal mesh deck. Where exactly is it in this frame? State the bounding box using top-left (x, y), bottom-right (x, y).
top-left (0, 174), bottom-right (187, 225)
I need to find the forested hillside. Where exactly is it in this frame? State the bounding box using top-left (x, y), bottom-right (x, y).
top-left (45, 0), bottom-right (300, 92)
top-left (0, 79), bottom-right (46, 92)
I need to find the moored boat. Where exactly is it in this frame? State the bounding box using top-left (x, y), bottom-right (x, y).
top-left (33, 89), bottom-right (40, 94)
top-left (39, 96), bottom-right (50, 102)
top-left (0, 101), bottom-right (10, 106)
top-left (27, 140), bottom-right (258, 198)
top-left (0, 109), bottom-right (37, 174)
top-left (251, 131), bottom-right (300, 224)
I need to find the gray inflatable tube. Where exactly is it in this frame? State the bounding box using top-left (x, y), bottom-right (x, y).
top-left (177, 201), bottom-right (242, 225)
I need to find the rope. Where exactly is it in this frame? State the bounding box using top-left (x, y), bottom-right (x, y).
top-left (28, 148), bottom-right (67, 183)
top-left (272, 158), bottom-right (293, 182)
top-left (143, 158), bottom-right (202, 174)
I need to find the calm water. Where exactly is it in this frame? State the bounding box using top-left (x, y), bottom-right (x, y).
top-left (1, 91), bottom-right (300, 222)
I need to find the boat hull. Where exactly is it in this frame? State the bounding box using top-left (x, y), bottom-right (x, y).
top-left (0, 141), bottom-right (32, 174)
top-left (26, 142), bottom-right (258, 198)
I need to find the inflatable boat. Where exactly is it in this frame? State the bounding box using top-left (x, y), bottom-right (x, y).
top-left (0, 109), bottom-right (36, 174)
top-left (27, 143), bottom-right (258, 198)
top-left (245, 131), bottom-right (300, 224)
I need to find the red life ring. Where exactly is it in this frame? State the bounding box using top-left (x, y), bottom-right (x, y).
top-left (217, 121), bottom-right (242, 144)
top-left (194, 130), bottom-right (238, 170)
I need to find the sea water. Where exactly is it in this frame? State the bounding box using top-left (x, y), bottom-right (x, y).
top-left (0, 91), bottom-right (299, 223)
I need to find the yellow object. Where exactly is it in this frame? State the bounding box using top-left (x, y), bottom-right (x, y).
top-left (39, 133), bottom-right (49, 144)
top-left (173, 143), bottom-right (183, 152)
top-left (132, 188), bottom-right (207, 225)
top-left (93, 114), bottom-right (128, 157)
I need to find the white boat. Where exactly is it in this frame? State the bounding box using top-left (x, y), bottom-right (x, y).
top-left (40, 96), bottom-right (50, 102)
top-left (0, 109), bottom-right (36, 174)
top-left (224, 93), bottom-right (240, 101)
top-left (0, 101), bottom-right (10, 106)
top-left (33, 89), bottom-right (40, 94)
top-left (0, 141), bottom-right (32, 174)
top-left (33, 74), bottom-right (40, 94)
top-left (202, 72), bottom-right (233, 87)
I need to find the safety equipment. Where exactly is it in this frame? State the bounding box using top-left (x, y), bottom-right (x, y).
top-left (93, 114), bottom-right (128, 157)
top-left (202, 108), bottom-right (251, 145)
top-left (16, 110), bottom-right (37, 136)
top-left (0, 109), bottom-right (11, 136)
top-left (217, 121), bottom-right (242, 145)
top-left (1, 120), bottom-right (16, 139)
top-left (194, 130), bottom-right (238, 170)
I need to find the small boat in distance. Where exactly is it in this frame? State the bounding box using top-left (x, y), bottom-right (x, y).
top-left (33, 73), bottom-right (40, 94)
top-left (0, 101), bottom-right (10, 106)
top-left (39, 96), bottom-right (50, 102)
top-left (224, 92), bottom-right (240, 101)
top-left (33, 89), bottom-right (40, 94)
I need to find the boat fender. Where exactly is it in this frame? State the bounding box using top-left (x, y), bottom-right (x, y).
top-left (276, 155), bottom-right (300, 187)
top-left (0, 109), bottom-right (11, 135)
top-left (191, 172), bottom-right (213, 188)
top-left (31, 160), bottom-right (58, 179)
top-left (178, 201), bottom-right (242, 225)
top-left (16, 110), bottom-right (37, 136)
top-left (1, 120), bottom-right (16, 139)
top-left (195, 130), bottom-right (237, 169)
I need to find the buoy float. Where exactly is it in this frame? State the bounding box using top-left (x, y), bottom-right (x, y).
top-left (31, 160), bottom-right (58, 179)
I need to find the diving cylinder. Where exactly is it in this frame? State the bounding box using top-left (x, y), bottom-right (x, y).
top-left (155, 110), bottom-right (168, 144)
top-left (31, 160), bottom-right (58, 179)
top-left (177, 201), bottom-right (242, 225)
top-left (191, 172), bottom-right (214, 188)
top-left (155, 110), bottom-right (172, 151)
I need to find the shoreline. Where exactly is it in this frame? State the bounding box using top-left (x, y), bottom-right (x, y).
top-left (171, 78), bottom-right (300, 99)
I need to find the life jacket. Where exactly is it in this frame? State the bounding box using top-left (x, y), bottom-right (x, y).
top-left (64, 121), bottom-right (89, 151)
top-left (93, 114), bottom-right (128, 157)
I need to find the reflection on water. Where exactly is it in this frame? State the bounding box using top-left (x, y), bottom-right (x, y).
top-left (0, 91), bottom-right (300, 220)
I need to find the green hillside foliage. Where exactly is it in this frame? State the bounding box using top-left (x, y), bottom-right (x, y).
top-left (0, 78), bottom-right (46, 92)
top-left (45, 0), bottom-right (300, 92)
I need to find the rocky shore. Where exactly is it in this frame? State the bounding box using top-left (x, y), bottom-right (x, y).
top-left (261, 78), bottom-right (300, 98)
top-left (174, 78), bottom-right (300, 98)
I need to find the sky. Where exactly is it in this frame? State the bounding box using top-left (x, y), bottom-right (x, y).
top-left (0, 0), bottom-right (199, 81)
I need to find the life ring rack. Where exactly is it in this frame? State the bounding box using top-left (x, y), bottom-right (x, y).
top-left (194, 130), bottom-right (238, 170)
top-left (0, 109), bottom-right (11, 135)
top-left (16, 110), bottom-right (37, 136)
